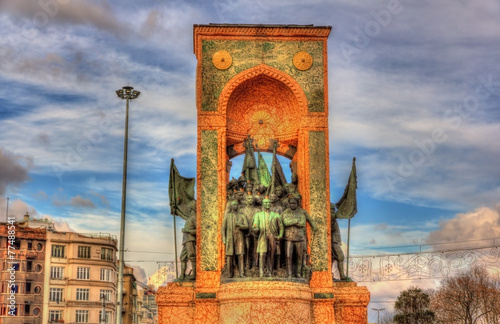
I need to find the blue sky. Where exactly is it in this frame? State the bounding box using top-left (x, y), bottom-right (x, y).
top-left (1, 0), bottom-right (500, 319)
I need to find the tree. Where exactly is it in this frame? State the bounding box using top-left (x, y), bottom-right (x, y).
top-left (430, 265), bottom-right (500, 324)
top-left (393, 287), bottom-right (435, 324)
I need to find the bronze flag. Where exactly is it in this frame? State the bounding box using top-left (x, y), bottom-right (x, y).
top-left (257, 151), bottom-right (271, 188)
top-left (267, 140), bottom-right (287, 196)
top-left (168, 158), bottom-right (195, 220)
top-left (335, 157), bottom-right (358, 219)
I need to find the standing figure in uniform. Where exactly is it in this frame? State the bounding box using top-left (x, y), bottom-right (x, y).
top-left (252, 197), bottom-right (283, 277)
top-left (282, 197), bottom-right (317, 278)
top-left (330, 203), bottom-right (347, 280)
top-left (222, 200), bottom-right (249, 278)
top-left (179, 212), bottom-right (196, 280)
top-left (240, 194), bottom-right (258, 271)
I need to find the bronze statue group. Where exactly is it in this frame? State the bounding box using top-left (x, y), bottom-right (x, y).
top-left (170, 136), bottom-right (354, 282)
top-left (222, 174), bottom-right (317, 279)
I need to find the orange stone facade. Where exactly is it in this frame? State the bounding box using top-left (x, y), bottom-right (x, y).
top-left (157, 24), bottom-right (370, 323)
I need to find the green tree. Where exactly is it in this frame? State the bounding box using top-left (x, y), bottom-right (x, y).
top-left (430, 265), bottom-right (500, 324)
top-left (393, 287), bottom-right (435, 324)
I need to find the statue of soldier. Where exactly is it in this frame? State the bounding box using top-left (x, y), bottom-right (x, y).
top-left (240, 193), bottom-right (258, 270)
top-left (252, 197), bottom-right (284, 277)
top-left (237, 173), bottom-right (247, 191)
top-left (269, 193), bottom-right (285, 269)
top-left (235, 188), bottom-right (246, 209)
top-left (330, 203), bottom-right (347, 280)
top-left (222, 200), bottom-right (248, 278)
top-left (269, 193), bottom-right (284, 214)
top-left (242, 135), bottom-right (259, 185)
top-left (275, 185), bottom-right (288, 209)
top-left (282, 197), bottom-right (317, 278)
top-left (245, 181), bottom-right (254, 195)
top-left (179, 211), bottom-right (196, 280)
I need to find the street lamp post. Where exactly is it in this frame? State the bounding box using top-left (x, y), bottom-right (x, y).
top-left (115, 86), bottom-right (140, 324)
top-left (372, 308), bottom-right (385, 324)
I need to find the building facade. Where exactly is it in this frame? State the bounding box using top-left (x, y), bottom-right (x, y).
top-left (123, 266), bottom-right (138, 324)
top-left (43, 230), bottom-right (118, 323)
top-left (0, 217), bottom-right (46, 323)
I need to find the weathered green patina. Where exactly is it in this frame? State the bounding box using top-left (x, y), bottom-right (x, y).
top-left (308, 131), bottom-right (328, 272)
top-left (201, 40), bottom-right (325, 112)
top-left (200, 130), bottom-right (219, 271)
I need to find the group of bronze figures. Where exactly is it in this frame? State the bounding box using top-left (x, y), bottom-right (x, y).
top-left (222, 177), bottom-right (317, 279)
top-left (170, 136), bottom-right (355, 282)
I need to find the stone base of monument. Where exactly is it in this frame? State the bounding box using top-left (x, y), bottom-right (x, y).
top-left (156, 280), bottom-right (369, 324)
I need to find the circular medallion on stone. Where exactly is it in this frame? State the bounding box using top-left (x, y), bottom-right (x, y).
top-left (213, 50), bottom-right (232, 70)
top-left (293, 51), bottom-right (313, 71)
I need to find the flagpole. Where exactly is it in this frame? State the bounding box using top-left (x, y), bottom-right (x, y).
top-left (346, 218), bottom-right (351, 280)
top-left (170, 159), bottom-right (179, 279)
top-left (173, 215), bottom-right (179, 278)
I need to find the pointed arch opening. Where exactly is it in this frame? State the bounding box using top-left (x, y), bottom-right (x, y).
top-left (218, 64), bottom-right (308, 157)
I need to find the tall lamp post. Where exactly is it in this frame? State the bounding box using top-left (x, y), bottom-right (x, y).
top-left (372, 308), bottom-right (385, 324)
top-left (115, 85), bottom-right (140, 324)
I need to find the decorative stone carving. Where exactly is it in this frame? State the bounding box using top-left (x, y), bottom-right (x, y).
top-left (212, 50), bottom-right (232, 70)
top-left (293, 51), bottom-right (313, 70)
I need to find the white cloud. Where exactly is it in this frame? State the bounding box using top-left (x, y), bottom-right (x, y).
top-left (426, 206), bottom-right (500, 248)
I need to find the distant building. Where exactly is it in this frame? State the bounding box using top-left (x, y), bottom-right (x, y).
top-left (123, 266), bottom-right (138, 324)
top-left (43, 229), bottom-right (118, 323)
top-left (2, 213), bottom-right (118, 323)
top-left (0, 215), bottom-right (46, 323)
top-left (139, 287), bottom-right (158, 324)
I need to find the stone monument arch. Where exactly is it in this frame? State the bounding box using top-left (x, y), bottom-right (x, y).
top-left (157, 24), bottom-right (370, 324)
top-left (224, 69), bottom-right (302, 158)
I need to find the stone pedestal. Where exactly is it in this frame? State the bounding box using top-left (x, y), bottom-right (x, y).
top-left (332, 282), bottom-right (371, 324)
top-left (219, 281), bottom-right (313, 324)
top-left (157, 280), bottom-right (369, 324)
top-left (156, 282), bottom-right (195, 324)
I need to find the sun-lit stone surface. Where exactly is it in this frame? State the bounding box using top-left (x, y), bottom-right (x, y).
top-left (157, 24), bottom-right (370, 324)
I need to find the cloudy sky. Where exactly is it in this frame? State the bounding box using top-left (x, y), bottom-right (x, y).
top-left (1, 0), bottom-right (500, 319)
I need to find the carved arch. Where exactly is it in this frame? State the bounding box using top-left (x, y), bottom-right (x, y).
top-left (218, 64), bottom-right (308, 155)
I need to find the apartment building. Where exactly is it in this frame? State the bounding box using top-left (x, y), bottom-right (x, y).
top-left (140, 288), bottom-right (158, 324)
top-left (43, 230), bottom-right (118, 323)
top-left (123, 266), bottom-right (138, 324)
top-left (0, 219), bottom-right (46, 323)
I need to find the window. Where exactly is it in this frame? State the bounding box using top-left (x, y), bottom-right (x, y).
top-left (27, 260), bottom-right (33, 272)
top-left (76, 310), bottom-right (89, 323)
top-left (24, 304), bottom-right (30, 315)
top-left (51, 266), bottom-right (64, 279)
top-left (49, 288), bottom-right (63, 302)
top-left (36, 242), bottom-right (44, 251)
top-left (25, 282), bottom-right (32, 294)
top-left (32, 307), bottom-right (41, 317)
top-left (77, 267), bottom-right (90, 280)
top-left (12, 263), bottom-right (20, 271)
top-left (99, 310), bottom-right (112, 323)
top-left (100, 289), bottom-right (112, 302)
top-left (78, 246), bottom-right (91, 259)
top-left (35, 263), bottom-right (43, 273)
top-left (11, 284), bottom-right (18, 293)
top-left (34, 285), bottom-right (42, 294)
top-left (76, 288), bottom-right (89, 301)
top-left (101, 247), bottom-right (114, 261)
top-left (51, 245), bottom-right (65, 258)
top-left (100, 268), bottom-right (112, 282)
top-left (27, 241), bottom-right (33, 250)
top-left (49, 310), bottom-right (62, 322)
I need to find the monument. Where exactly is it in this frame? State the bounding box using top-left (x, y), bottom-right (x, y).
top-left (157, 24), bottom-right (370, 323)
